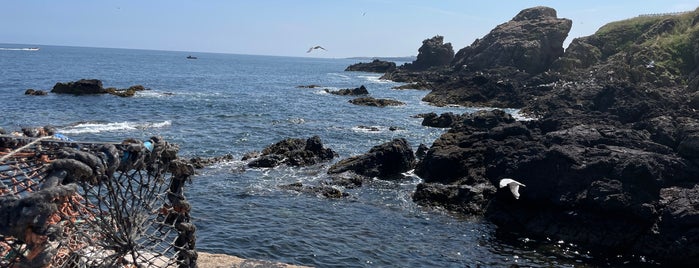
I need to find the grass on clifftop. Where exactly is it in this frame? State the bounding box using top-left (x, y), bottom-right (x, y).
top-left (595, 7), bottom-right (699, 75)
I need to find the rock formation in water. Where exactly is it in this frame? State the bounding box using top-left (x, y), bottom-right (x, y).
top-left (345, 59), bottom-right (397, 73)
top-left (49, 79), bottom-right (146, 97)
top-left (367, 5), bottom-right (699, 266)
top-left (328, 138), bottom-right (415, 179)
top-left (246, 136), bottom-right (337, 168)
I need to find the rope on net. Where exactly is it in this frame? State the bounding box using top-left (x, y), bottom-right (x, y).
top-left (0, 135), bottom-right (196, 268)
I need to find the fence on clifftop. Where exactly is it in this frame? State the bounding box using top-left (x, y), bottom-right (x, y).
top-left (637, 11), bottom-right (691, 17)
top-left (0, 134), bottom-right (196, 267)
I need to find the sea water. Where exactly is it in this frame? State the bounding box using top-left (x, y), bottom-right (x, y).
top-left (0, 44), bottom-right (631, 267)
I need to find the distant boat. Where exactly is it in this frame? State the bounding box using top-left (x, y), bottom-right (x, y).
top-left (186, 55), bottom-right (197, 59)
top-left (28, 47), bottom-right (40, 51)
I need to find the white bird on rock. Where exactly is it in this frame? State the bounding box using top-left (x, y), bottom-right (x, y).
top-left (307, 46), bottom-right (326, 53)
top-left (499, 178), bottom-right (525, 199)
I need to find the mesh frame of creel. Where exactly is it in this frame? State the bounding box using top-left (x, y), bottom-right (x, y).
top-left (0, 135), bottom-right (196, 268)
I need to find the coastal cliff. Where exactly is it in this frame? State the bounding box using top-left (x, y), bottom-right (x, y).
top-left (376, 6), bottom-right (699, 266)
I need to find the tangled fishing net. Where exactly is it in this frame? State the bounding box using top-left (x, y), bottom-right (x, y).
top-left (0, 133), bottom-right (196, 267)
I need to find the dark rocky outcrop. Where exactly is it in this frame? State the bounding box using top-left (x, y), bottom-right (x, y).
top-left (369, 5), bottom-right (699, 265)
top-left (326, 85), bottom-right (369, 96)
top-left (452, 6), bottom-right (572, 75)
top-left (348, 97), bottom-right (405, 107)
top-left (328, 138), bottom-right (415, 179)
top-left (52, 79), bottom-right (108, 94)
top-left (50, 79), bottom-right (147, 97)
top-left (345, 59), bottom-right (396, 73)
top-left (402, 36), bottom-right (454, 71)
top-left (247, 136), bottom-right (337, 168)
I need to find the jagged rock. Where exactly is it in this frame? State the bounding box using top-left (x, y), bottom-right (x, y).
top-left (326, 85), bottom-right (369, 96)
top-left (348, 97), bottom-right (405, 107)
top-left (345, 59), bottom-right (396, 73)
top-left (247, 136), bottom-right (337, 168)
top-left (328, 138), bottom-right (415, 179)
top-left (402, 36), bottom-right (454, 71)
top-left (452, 6), bottom-right (572, 75)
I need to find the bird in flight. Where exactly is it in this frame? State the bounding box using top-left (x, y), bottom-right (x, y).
top-left (307, 46), bottom-right (326, 53)
top-left (499, 178), bottom-right (525, 199)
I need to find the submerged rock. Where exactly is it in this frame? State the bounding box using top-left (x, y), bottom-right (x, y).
top-left (24, 89), bottom-right (48, 96)
top-left (348, 97), bottom-right (405, 107)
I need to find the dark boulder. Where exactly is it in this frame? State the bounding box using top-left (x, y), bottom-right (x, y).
top-left (326, 85), bottom-right (369, 96)
top-left (328, 138), bottom-right (415, 179)
top-left (421, 112), bottom-right (463, 128)
top-left (402, 36), bottom-right (454, 71)
top-left (247, 136), bottom-right (337, 168)
top-left (52, 79), bottom-right (107, 94)
top-left (452, 6), bottom-right (572, 75)
top-left (348, 97), bottom-right (405, 107)
top-left (345, 59), bottom-right (396, 73)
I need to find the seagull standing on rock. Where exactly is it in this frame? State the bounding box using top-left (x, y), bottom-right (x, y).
top-left (499, 178), bottom-right (525, 199)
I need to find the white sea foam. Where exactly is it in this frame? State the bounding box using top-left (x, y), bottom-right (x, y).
top-left (0, 47), bottom-right (39, 51)
top-left (351, 125), bottom-right (386, 133)
top-left (135, 90), bottom-right (175, 98)
top-left (358, 75), bottom-right (392, 84)
top-left (58, 120), bottom-right (171, 134)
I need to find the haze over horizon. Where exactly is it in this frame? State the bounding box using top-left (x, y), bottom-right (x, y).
top-left (2, 0), bottom-right (697, 58)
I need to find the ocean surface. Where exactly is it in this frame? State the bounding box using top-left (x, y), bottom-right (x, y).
top-left (1, 44), bottom-right (637, 267)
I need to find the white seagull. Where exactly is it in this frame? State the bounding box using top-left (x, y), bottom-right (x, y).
top-left (307, 46), bottom-right (326, 53)
top-left (499, 178), bottom-right (525, 199)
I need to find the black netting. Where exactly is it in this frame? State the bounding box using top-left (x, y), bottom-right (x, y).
top-left (0, 135), bottom-right (196, 268)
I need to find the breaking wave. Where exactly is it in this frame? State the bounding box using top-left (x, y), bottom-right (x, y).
top-left (58, 120), bottom-right (171, 134)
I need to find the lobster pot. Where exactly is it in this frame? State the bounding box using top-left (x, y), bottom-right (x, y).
top-left (0, 135), bottom-right (196, 267)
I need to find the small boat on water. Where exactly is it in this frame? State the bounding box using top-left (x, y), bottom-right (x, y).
top-left (186, 55), bottom-right (197, 59)
top-left (27, 47), bottom-right (40, 51)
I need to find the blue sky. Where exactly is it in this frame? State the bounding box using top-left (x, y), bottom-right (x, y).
top-left (2, 0), bottom-right (697, 58)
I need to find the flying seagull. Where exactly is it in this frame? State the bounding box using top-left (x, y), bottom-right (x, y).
top-left (499, 178), bottom-right (525, 199)
top-left (307, 46), bottom-right (326, 53)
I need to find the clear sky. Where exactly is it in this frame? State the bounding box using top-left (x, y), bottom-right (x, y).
top-left (2, 0), bottom-right (697, 58)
